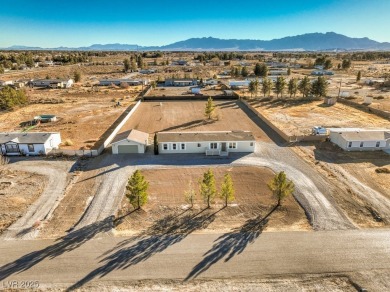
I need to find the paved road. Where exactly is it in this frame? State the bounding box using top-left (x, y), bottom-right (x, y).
top-left (0, 229), bottom-right (389, 290)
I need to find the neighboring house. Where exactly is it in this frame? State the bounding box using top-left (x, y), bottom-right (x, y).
top-left (203, 79), bottom-right (219, 85)
top-left (139, 69), bottom-right (156, 74)
top-left (164, 79), bottom-right (198, 87)
top-left (0, 132), bottom-right (61, 156)
top-left (31, 79), bottom-right (74, 89)
top-left (111, 129), bottom-right (149, 154)
top-left (34, 115), bottom-right (57, 123)
top-left (229, 80), bottom-right (250, 89)
top-left (157, 131), bottom-right (256, 156)
top-left (99, 79), bottom-right (147, 86)
top-left (0, 80), bottom-right (14, 86)
top-left (311, 70), bottom-right (334, 76)
top-left (268, 69), bottom-right (288, 76)
top-left (329, 128), bottom-right (390, 152)
top-left (172, 60), bottom-right (188, 66)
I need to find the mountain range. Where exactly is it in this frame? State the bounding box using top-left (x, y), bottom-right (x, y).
top-left (3, 32), bottom-right (390, 51)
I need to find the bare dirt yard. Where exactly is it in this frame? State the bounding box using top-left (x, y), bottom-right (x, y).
top-left (249, 99), bottom-right (390, 136)
top-left (150, 85), bottom-right (226, 97)
top-left (294, 143), bottom-right (390, 228)
top-left (0, 168), bottom-right (46, 234)
top-left (0, 86), bottom-right (141, 149)
top-left (118, 100), bottom-right (270, 141)
top-left (115, 166), bottom-right (310, 235)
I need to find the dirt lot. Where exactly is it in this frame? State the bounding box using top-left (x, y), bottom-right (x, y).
top-left (115, 166), bottom-right (310, 235)
top-left (250, 99), bottom-right (390, 136)
top-left (150, 85), bottom-right (226, 97)
top-left (118, 100), bottom-right (270, 141)
top-left (0, 168), bottom-right (46, 234)
top-left (294, 143), bottom-right (390, 228)
top-left (0, 86), bottom-right (141, 149)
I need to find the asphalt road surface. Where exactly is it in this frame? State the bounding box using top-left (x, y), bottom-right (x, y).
top-left (0, 228), bottom-right (389, 290)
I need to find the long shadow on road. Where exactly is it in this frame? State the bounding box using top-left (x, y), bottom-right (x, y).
top-left (185, 206), bottom-right (277, 281)
top-left (67, 208), bottom-right (221, 291)
top-left (0, 216), bottom-right (113, 282)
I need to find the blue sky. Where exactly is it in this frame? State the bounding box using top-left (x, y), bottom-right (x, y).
top-left (1, 0), bottom-right (389, 47)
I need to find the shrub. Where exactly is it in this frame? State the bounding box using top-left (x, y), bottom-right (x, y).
top-left (376, 167), bottom-right (390, 174)
top-left (0, 86), bottom-right (28, 110)
top-left (64, 139), bottom-right (74, 146)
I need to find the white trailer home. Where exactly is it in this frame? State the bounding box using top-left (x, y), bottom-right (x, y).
top-left (0, 132), bottom-right (61, 156)
top-left (329, 128), bottom-right (390, 152)
top-left (31, 79), bottom-right (74, 89)
top-left (157, 131), bottom-right (256, 156)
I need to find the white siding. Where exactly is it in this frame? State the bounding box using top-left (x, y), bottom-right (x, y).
top-left (159, 141), bottom-right (255, 154)
top-left (112, 140), bottom-right (146, 154)
top-left (330, 132), bottom-right (388, 151)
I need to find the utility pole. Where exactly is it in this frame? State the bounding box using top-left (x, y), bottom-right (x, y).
top-left (337, 78), bottom-right (342, 98)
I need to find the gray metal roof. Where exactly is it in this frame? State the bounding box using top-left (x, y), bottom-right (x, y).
top-left (0, 132), bottom-right (58, 144)
top-left (157, 131), bottom-right (255, 143)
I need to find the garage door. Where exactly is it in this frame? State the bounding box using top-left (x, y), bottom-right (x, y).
top-left (118, 145), bottom-right (139, 154)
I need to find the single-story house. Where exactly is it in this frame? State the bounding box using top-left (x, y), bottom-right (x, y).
top-left (164, 79), bottom-right (198, 87)
top-left (329, 128), bottom-right (390, 151)
top-left (31, 79), bottom-right (74, 88)
top-left (203, 79), bottom-right (219, 85)
top-left (157, 131), bottom-right (256, 156)
top-left (111, 129), bottom-right (149, 154)
top-left (0, 132), bottom-right (61, 156)
top-left (0, 80), bottom-right (13, 86)
top-left (229, 80), bottom-right (250, 89)
top-left (268, 69), bottom-right (288, 76)
top-left (99, 79), bottom-right (148, 86)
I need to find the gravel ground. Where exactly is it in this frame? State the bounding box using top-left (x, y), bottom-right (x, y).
top-left (1, 159), bottom-right (74, 240)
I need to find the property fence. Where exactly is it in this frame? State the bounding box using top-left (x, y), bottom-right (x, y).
top-left (240, 100), bottom-right (327, 143)
top-left (49, 149), bottom-right (100, 157)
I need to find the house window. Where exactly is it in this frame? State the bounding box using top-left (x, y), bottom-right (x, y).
top-left (376, 141), bottom-right (380, 147)
top-left (360, 142), bottom-right (364, 147)
top-left (348, 142), bottom-right (352, 148)
top-left (181, 143), bottom-right (186, 150)
top-left (197, 143), bottom-right (202, 147)
top-left (228, 142), bottom-right (237, 149)
top-left (5, 144), bottom-right (19, 153)
top-left (28, 144), bottom-right (35, 152)
top-left (163, 144), bottom-right (168, 150)
top-left (172, 143), bottom-right (177, 150)
top-left (210, 143), bottom-right (218, 149)
top-left (250, 142), bottom-right (254, 147)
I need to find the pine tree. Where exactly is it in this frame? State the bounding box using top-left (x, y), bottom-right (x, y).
top-left (200, 169), bottom-right (216, 208)
top-left (124, 58), bottom-right (130, 72)
top-left (287, 67), bottom-right (291, 76)
top-left (220, 173), bottom-right (235, 207)
top-left (126, 170), bottom-right (149, 210)
top-left (357, 71), bottom-right (362, 82)
top-left (73, 71), bottom-right (81, 83)
top-left (267, 171), bottom-right (295, 207)
top-left (261, 77), bottom-right (272, 98)
top-left (287, 78), bottom-right (298, 98)
top-left (298, 76), bottom-right (311, 98)
top-left (275, 76), bottom-right (286, 98)
top-left (311, 76), bottom-right (328, 98)
top-left (241, 66), bottom-right (249, 77)
top-left (204, 96), bottom-right (215, 119)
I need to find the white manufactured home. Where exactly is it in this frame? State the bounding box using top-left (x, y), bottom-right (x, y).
top-left (111, 129), bottom-right (149, 154)
top-left (157, 131), bottom-right (256, 156)
top-left (31, 79), bottom-right (74, 89)
top-left (0, 132), bottom-right (61, 156)
top-left (329, 128), bottom-right (390, 152)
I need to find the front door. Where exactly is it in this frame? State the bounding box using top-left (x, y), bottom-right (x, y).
top-left (221, 142), bottom-right (227, 152)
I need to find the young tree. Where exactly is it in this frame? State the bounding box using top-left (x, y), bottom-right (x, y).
top-left (153, 133), bottom-right (159, 155)
top-left (220, 173), bottom-right (235, 207)
top-left (261, 77), bottom-right (272, 97)
top-left (287, 67), bottom-right (291, 76)
top-left (254, 63), bottom-right (268, 77)
top-left (200, 169), bottom-right (216, 208)
top-left (342, 59), bottom-right (351, 70)
top-left (204, 96), bottom-right (215, 119)
top-left (275, 76), bottom-right (286, 98)
top-left (267, 171), bottom-right (295, 207)
top-left (184, 180), bottom-right (196, 209)
top-left (311, 76), bottom-right (328, 98)
top-left (0, 65), bottom-right (4, 74)
top-left (324, 59), bottom-right (333, 70)
top-left (298, 76), bottom-right (311, 98)
top-left (124, 58), bottom-right (130, 72)
top-left (0, 86), bottom-right (28, 110)
top-left (73, 71), bottom-right (81, 83)
top-left (126, 170), bottom-right (149, 210)
top-left (287, 78), bottom-right (298, 98)
top-left (130, 59), bottom-right (137, 72)
top-left (248, 80), bottom-right (259, 98)
top-left (356, 71), bottom-right (362, 82)
top-left (241, 66), bottom-right (249, 77)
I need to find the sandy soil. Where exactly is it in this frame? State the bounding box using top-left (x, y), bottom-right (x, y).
top-left (250, 99), bottom-right (390, 136)
top-left (118, 100), bottom-right (270, 141)
top-left (0, 168), bottom-right (46, 234)
top-left (294, 143), bottom-right (390, 228)
top-left (150, 85), bottom-right (226, 97)
top-left (115, 166), bottom-right (310, 235)
top-left (0, 87), bottom-right (139, 149)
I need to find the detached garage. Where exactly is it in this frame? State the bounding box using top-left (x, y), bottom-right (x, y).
top-left (111, 129), bottom-right (149, 154)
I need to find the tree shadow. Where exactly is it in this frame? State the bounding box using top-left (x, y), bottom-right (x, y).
top-left (185, 205), bottom-right (277, 281)
top-left (0, 216), bottom-right (114, 282)
top-left (67, 208), bottom-right (220, 291)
